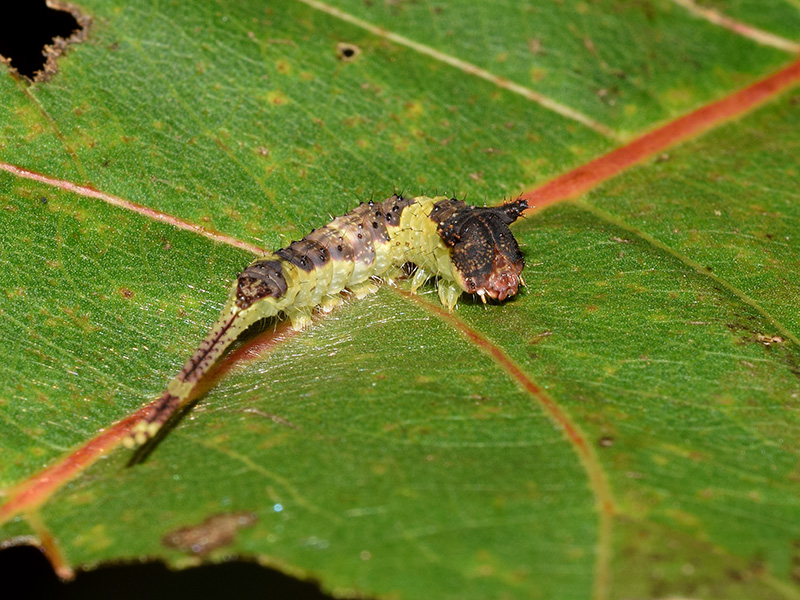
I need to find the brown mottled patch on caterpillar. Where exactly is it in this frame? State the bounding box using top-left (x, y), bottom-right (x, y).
top-left (432, 197), bottom-right (527, 301)
top-left (236, 260), bottom-right (286, 310)
top-left (128, 194), bottom-right (529, 447)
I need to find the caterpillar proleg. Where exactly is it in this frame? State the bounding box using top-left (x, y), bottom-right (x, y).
top-left (126, 195), bottom-right (528, 447)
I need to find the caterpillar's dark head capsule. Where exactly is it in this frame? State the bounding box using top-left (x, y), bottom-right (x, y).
top-left (435, 198), bottom-right (528, 302)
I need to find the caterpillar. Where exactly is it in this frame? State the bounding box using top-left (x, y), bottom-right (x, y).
top-left (126, 195), bottom-right (528, 447)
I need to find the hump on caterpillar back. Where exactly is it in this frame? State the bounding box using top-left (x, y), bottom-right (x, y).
top-left (433, 197), bottom-right (528, 301)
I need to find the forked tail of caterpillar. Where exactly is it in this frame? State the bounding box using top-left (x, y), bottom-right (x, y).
top-left (126, 195), bottom-right (529, 447)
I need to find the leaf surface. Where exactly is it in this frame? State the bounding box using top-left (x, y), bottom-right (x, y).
top-left (1, 1), bottom-right (799, 598)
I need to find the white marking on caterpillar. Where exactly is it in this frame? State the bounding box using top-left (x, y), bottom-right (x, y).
top-left (127, 195), bottom-right (528, 447)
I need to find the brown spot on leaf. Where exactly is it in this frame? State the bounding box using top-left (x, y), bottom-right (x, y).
top-left (162, 512), bottom-right (257, 556)
top-left (727, 322), bottom-right (789, 348)
top-left (598, 436), bottom-right (614, 448)
top-left (118, 287), bottom-right (133, 299)
top-left (755, 333), bottom-right (785, 347)
top-left (527, 37), bottom-right (542, 55)
top-left (265, 90), bottom-right (289, 106)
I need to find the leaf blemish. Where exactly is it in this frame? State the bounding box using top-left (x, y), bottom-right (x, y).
top-left (162, 512), bottom-right (257, 556)
top-left (528, 330), bottom-right (553, 345)
top-left (241, 407), bottom-right (296, 428)
top-left (726, 323), bottom-right (788, 349)
top-left (265, 90), bottom-right (290, 106)
top-left (755, 333), bottom-right (785, 347)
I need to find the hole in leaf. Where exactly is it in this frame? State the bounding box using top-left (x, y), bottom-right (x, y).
top-left (336, 42), bottom-right (361, 62)
top-left (0, 0), bottom-right (88, 81)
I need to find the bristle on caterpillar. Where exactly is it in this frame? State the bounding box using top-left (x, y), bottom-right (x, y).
top-left (127, 195), bottom-right (528, 447)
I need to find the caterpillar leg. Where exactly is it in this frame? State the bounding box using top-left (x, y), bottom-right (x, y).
top-left (319, 294), bottom-right (344, 314)
top-left (347, 279), bottom-right (380, 300)
top-left (287, 306), bottom-right (314, 330)
top-left (409, 267), bottom-right (431, 293)
top-left (437, 280), bottom-right (462, 311)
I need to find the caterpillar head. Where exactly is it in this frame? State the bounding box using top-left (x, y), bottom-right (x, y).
top-left (434, 198), bottom-right (528, 302)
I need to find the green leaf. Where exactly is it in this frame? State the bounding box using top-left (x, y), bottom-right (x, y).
top-left (1, 1), bottom-right (799, 598)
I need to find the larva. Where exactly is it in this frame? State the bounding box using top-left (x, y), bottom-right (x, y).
top-left (127, 195), bottom-right (528, 446)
